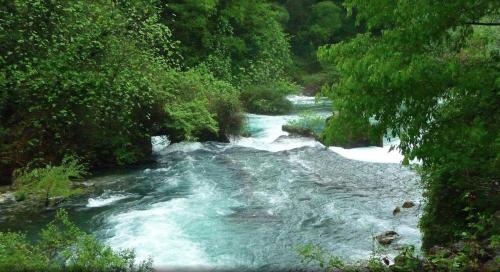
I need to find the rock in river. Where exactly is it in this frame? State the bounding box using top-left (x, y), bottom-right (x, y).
top-left (376, 231), bottom-right (399, 245)
top-left (402, 201), bottom-right (416, 208)
top-left (393, 206), bottom-right (401, 216)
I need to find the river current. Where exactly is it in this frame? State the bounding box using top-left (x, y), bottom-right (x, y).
top-left (0, 96), bottom-right (422, 270)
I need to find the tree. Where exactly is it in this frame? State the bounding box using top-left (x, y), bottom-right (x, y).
top-left (0, 0), bottom-right (243, 183)
top-left (0, 0), bottom-right (176, 176)
top-left (319, 0), bottom-right (500, 250)
top-left (296, 1), bottom-right (342, 59)
top-left (163, 0), bottom-right (293, 85)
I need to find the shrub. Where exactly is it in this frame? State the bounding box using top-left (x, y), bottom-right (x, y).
top-left (13, 191), bottom-right (26, 202)
top-left (0, 210), bottom-right (152, 271)
top-left (320, 114), bottom-right (383, 148)
top-left (297, 244), bottom-right (345, 271)
top-left (286, 111), bottom-right (327, 135)
top-left (13, 156), bottom-right (87, 207)
top-left (241, 81), bottom-right (299, 115)
top-left (317, 0), bottom-right (500, 253)
top-left (157, 68), bottom-right (243, 142)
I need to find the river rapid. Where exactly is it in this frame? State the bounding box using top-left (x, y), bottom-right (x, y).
top-left (0, 96), bottom-right (422, 271)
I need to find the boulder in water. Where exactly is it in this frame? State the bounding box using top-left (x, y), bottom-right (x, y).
top-left (240, 131), bottom-right (252, 137)
top-left (49, 196), bottom-right (66, 207)
top-left (376, 231), bottom-right (399, 245)
top-left (393, 206), bottom-right (401, 216)
top-left (402, 201), bottom-right (416, 208)
top-left (282, 125), bottom-right (316, 138)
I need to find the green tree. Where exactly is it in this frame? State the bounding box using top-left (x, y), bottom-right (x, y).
top-left (297, 1), bottom-right (342, 59)
top-left (163, 0), bottom-right (296, 114)
top-left (157, 67), bottom-right (243, 142)
top-left (319, 0), bottom-right (500, 250)
top-left (0, 0), bottom-right (177, 177)
top-left (0, 0), bottom-right (243, 184)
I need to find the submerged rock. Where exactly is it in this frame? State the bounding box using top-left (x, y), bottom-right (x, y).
top-left (402, 201), bottom-right (416, 208)
top-left (376, 231), bottom-right (399, 245)
top-left (282, 125), bottom-right (316, 138)
top-left (393, 207), bottom-right (401, 216)
top-left (49, 196), bottom-right (66, 207)
top-left (240, 131), bottom-right (252, 137)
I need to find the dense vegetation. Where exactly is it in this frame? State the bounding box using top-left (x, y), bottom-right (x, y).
top-left (0, 0), bottom-right (296, 185)
top-left (319, 0), bottom-right (500, 269)
top-left (279, 0), bottom-right (361, 94)
top-left (0, 0), bottom-right (499, 271)
top-left (0, 210), bottom-right (152, 271)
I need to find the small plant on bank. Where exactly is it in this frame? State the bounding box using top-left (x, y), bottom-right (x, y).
top-left (240, 80), bottom-right (300, 115)
top-left (13, 156), bottom-right (87, 207)
top-left (297, 244), bottom-right (345, 270)
top-left (0, 209), bottom-right (152, 271)
top-left (286, 110), bottom-right (327, 135)
top-left (13, 191), bottom-right (26, 202)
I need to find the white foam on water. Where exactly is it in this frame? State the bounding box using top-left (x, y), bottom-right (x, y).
top-left (287, 95), bottom-right (318, 105)
top-left (247, 114), bottom-right (292, 140)
top-left (235, 136), bottom-right (322, 152)
top-left (329, 139), bottom-right (405, 164)
top-left (152, 136), bottom-right (207, 155)
top-left (151, 136), bottom-right (170, 153)
top-left (105, 198), bottom-right (212, 268)
top-left (87, 194), bottom-right (133, 208)
top-left (286, 95), bottom-right (330, 106)
top-left (158, 141), bottom-right (205, 155)
top-left (232, 113), bottom-right (323, 152)
top-left (102, 172), bottom-right (243, 269)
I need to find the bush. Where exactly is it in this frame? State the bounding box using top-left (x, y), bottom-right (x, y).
top-left (297, 244), bottom-right (345, 271)
top-left (13, 156), bottom-right (87, 207)
top-left (0, 0), bottom-right (246, 183)
top-left (0, 210), bottom-right (152, 272)
top-left (241, 81), bottom-right (299, 115)
top-left (320, 114), bottom-right (383, 148)
top-left (13, 191), bottom-right (26, 202)
top-left (157, 67), bottom-right (243, 142)
top-left (286, 111), bottom-right (327, 135)
top-left (297, 242), bottom-right (499, 272)
top-left (317, 0), bottom-right (500, 254)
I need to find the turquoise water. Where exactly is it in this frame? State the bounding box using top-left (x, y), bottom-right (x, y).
top-left (0, 96), bottom-right (422, 270)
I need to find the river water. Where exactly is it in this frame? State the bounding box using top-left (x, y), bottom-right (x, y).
top-left (0, 96), bottom-right (422, 270)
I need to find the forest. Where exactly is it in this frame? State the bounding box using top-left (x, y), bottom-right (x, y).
top-left (0, 0), bottom-right (499, 271)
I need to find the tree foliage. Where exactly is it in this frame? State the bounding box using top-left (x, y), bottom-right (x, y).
top-left (0, 0), bottom-right (176, 174)
top-left (319, 0), bottom-right (500, 249)
top-left (165, 0), bottom-right (292, 81)
top-left (0, 210), bottom-right (152, 271)
top-left (164, 0), bottom-right (296, 114)
top-left (158, 67), bottom-right (243, 142)
top-left (0, 0), bottom-right (245, 183)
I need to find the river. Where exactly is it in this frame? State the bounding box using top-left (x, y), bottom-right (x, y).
top-left (0, 96), bottom-right (422, 270)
